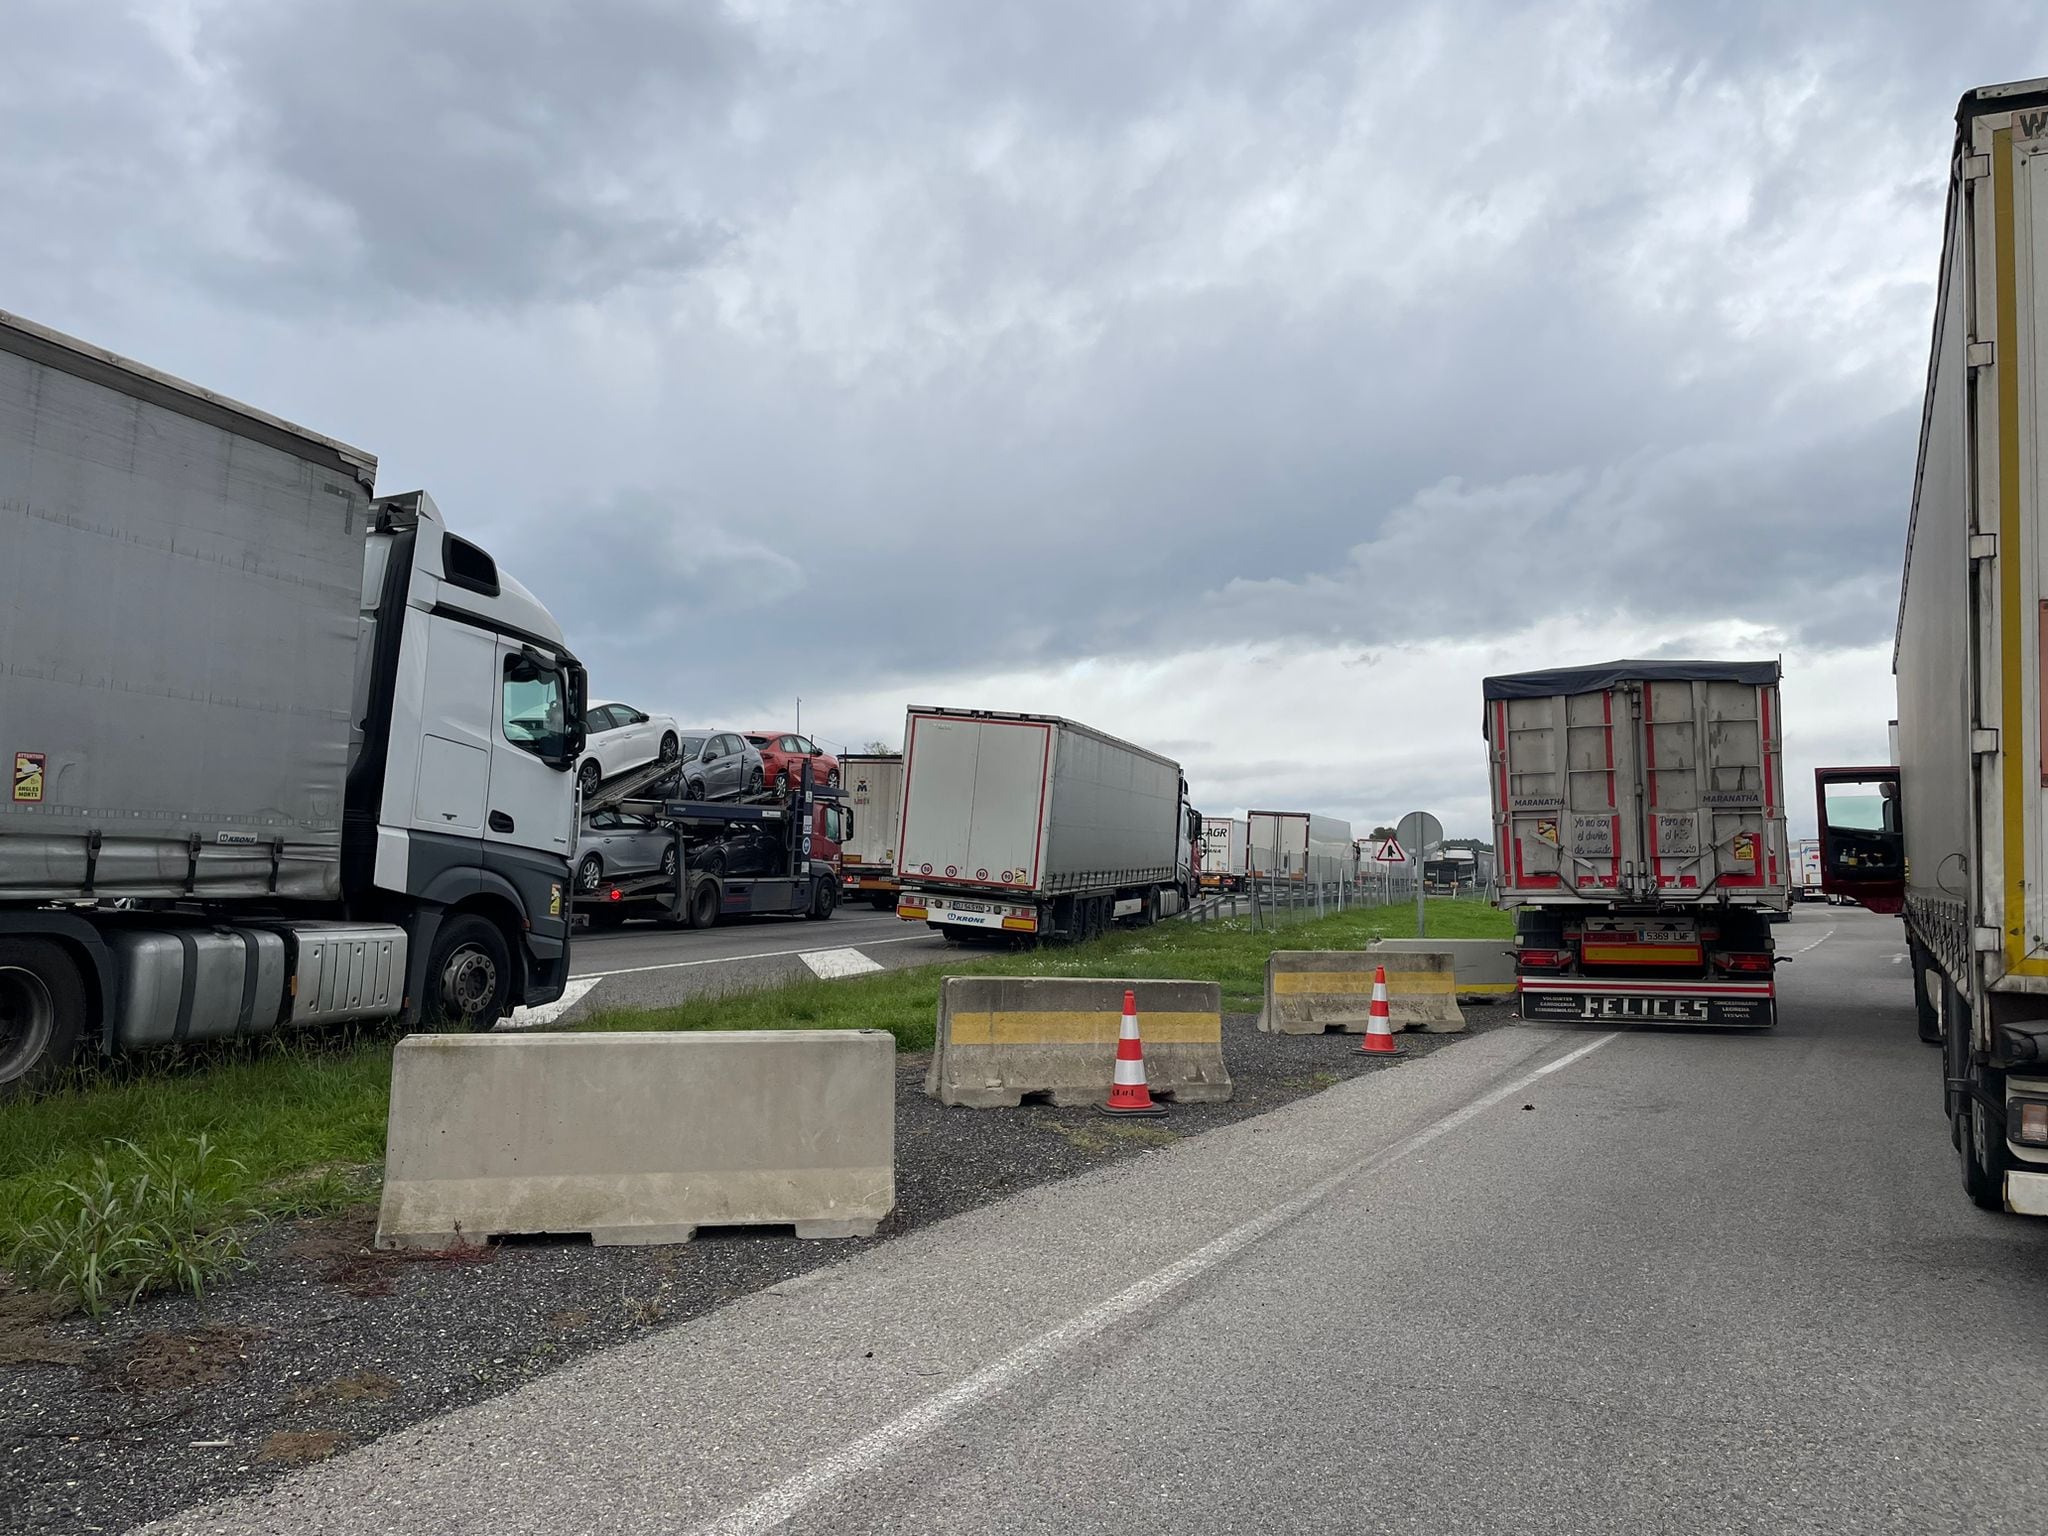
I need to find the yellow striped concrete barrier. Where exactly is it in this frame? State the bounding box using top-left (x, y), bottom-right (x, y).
top-left (1258, 950), bottom-right (1467, 1035)
top-left (1368, 939), bottom-right (1517, 1002)
top-left (925, 976), bottom-right (1232, 1108)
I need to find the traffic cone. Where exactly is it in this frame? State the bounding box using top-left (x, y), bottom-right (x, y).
top-left (1100, 989), bottom-right (1167, 1117)
top-left (1360, 965), bottom-right (1402, 1055)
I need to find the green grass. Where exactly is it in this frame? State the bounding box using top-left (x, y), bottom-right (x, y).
top-left (0, 897), bottom-right (1506, 1309)
top-left (581, 896), bottom-right (1507, 1038)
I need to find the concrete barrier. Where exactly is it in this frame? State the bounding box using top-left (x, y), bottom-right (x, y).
top-left (375, 1030), bottom-right (894, 1250)
top-left (1368, 938), bottom-right (1517, 1002)
top-left (1258, 951), bottom-right (1467, 1035)
top-left (925, 977), bottom-right (1232, 1108)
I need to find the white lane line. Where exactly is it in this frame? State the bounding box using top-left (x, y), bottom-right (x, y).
top-left (576, 932), bottom-right (935, 981)
top-left (499, 975), bottom-right (603, 1031)
top-left (1780, 927), bottom-right (1836, 958)
top-left (800, 947), bottom-right (886, 980)
top-left (687, 1030), bottom-right (1622, 1536)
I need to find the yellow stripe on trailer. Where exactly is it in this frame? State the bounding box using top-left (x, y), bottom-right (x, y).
top-left (1993, 128), bottom-right (2048, 978)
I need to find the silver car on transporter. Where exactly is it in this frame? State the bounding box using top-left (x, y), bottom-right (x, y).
top-left (672, 730), bottom-right (767, 802)
top-left (572, 810), bottom-right (678, 924)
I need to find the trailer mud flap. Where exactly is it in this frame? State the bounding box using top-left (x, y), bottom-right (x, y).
top-left (1519, 983), bottom-right (1774, 1027)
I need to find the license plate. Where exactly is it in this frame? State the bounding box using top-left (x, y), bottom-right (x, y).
top-left (1521, 990), bottom-right (1772, 1026)
top-left (946, 900), bottom-right (994, 914)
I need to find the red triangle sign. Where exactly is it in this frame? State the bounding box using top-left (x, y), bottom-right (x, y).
top-left (1373, 838), bottom-right (1407, 863)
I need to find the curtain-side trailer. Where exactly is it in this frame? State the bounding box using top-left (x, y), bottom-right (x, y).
top-left (841, 753), bottom-right (905, 908)
top-left (1819, 79), bottom-right (2048, 1213)
top-left (1486, 660), bottom-right (1788, 1027)
top-left (0, 311), bottom-right (586, 1094)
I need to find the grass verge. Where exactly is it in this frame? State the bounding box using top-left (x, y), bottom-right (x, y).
top-left (0, 898), bottom-right (1505, 1311)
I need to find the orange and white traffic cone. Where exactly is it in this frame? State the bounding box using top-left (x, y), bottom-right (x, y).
top-left (1360, 965), bottom-right (1402, 1055)
top-left (1100, 988), bottom-right (1167, 1117)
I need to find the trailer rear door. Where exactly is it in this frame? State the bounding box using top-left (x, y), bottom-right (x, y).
top-left (897, 713), bottom-right (1051, 892)
top-left (1492, 688), bottom-right (1637, 896)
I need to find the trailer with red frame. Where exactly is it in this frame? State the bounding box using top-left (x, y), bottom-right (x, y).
top-left (1484, 660), bottom-right (1790, 1027)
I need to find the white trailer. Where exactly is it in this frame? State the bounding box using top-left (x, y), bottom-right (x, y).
top-left (1485, 660), bottom-right (1788, 1028)
top-left (1246, 811), bottom-right (1355, 887)
top-left (0, 311), bottom-right (586, 1093)
top-left (1199, 816), bottom-right (1248, 891)
top-left (894, 708), bottom-right (1196, 942)
top-left (1823, 79), bottom-right (2048, 1213)
top-left (841, 753), bottom-right (905, 908)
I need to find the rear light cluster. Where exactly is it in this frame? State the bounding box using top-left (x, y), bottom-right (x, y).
top-left (1516, 947), bottom-right (1571, 973)
top-left (2013, 1099), bottom-right (2048, 1147)
top-left (1713, 952), bottom-right (1774, 975)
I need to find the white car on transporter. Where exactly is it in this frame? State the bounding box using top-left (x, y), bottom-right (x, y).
top-left (575, 699), bottom-right (683, 797)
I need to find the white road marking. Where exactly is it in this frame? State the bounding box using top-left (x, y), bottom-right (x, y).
top-left (577, 931), bottom-right (935, 980)
top-left (800, 947), bottom-right (885, 980)
top-left (686, 1031), bottom-right (1621, 1536)
top-left (1780, 928), bottom-right (1836, 957)
top-left (499, 975), bottom-right (603, 1031)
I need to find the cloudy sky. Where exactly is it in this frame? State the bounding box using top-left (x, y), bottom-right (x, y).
top-left (9, 0), bottom-right (2044, 836)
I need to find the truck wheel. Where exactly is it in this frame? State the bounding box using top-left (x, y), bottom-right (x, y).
top-left (577, 854), bottom-right (604, 894)
top-left (0, 938), bottom-right (86, 1097)
top-left (1961, 1090), bottom-right (2009, 1212)
top-left (869, 892), bottom-right (894, 910)
top-left (689, 882), bottom-right (721, 930)
top-left (426, 915), bottom-right (512, 1032)
top-left (808, 881), bottom-right (839, 920)
top-left (1909, 940), bottom-right (1941, 1045)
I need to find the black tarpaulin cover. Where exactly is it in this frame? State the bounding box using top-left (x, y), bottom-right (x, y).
top-left (1481, 658), bottom-right (1780, 705)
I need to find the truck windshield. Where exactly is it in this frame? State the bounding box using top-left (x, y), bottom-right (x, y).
top-left (503, 657), bottom-right (569, 762)
top-left (1822, 784), bottom-right (1896, 833)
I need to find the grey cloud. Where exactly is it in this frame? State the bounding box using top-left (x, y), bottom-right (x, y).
top-left (197, 0), bottom-right (750, 306)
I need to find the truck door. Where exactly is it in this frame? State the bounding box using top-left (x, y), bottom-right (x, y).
top-left (1815, 767), bottom-right (1904, 912)
top-left (488, 639), bottom-right (576, 864)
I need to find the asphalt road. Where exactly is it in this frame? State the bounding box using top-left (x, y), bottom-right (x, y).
top-left (502, 906), bottom-right (950, 1023)
top-left (160, 907), bottom-right (2048, 1534)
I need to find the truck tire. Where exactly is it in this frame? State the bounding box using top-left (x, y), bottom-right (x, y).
top-left (868, 892), bottom-right (894, 910)
top-left (689, 881), bottom-right (721, 930)
top-left (1961, 1089), bottom-right (2009, 1212)
top-left (1910, 940), bottom-right (1941, 1045)
top-left (808, 880), bottom-right (839, 920)
top-left (0, 938), bottom-right (87, 1097)
top-left (426, 914), bottom-right (512, 1032)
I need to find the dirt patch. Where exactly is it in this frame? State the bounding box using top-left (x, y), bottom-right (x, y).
top-left (285, 1208), bottom-right (498, 1298)
top-left (549, 1308), bottom-right (593, 1332)
top-left (257, 1429), bottom-right (345, 1465)
top-left (1047, 1120), bottom-right (1183, 1156)
top-left (289, 1369), bottom-right (400, 1408)
top-left (106, 1325), bottom-right (265, 1393)
top-left (0, 1290), bottom-right (84, 1368)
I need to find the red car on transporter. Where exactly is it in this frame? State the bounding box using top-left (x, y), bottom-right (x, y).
top-left (745, 731), bottom-right (841, 792)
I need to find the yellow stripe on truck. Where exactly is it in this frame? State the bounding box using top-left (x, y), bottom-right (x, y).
top-left (946, 1010), bottom-right (1221, 1046)
top-left (1271, 970), bottom-right (1457, 997)
top-left (1993, 127), bottom-right (2048, 978)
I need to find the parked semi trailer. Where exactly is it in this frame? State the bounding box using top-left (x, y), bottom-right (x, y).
top-left (1818, 78), bottom-right (2048, 1214)
top-left (841, 753), bottom-right (905, 908)
top-left (1199, 816), bottom-right (1248, 891)
top-left (894, 708), bottom-right (1198, 942)
top-left (0, 311), bottom-right (586, 1094)
top-left (1246, 810), bottom-right (1355, 886)
top-left (1486, 660), bottom-right (1789, 1027)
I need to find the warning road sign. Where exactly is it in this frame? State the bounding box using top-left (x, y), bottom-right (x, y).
top-left (1373, 838), bottom-right (1407, 864)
